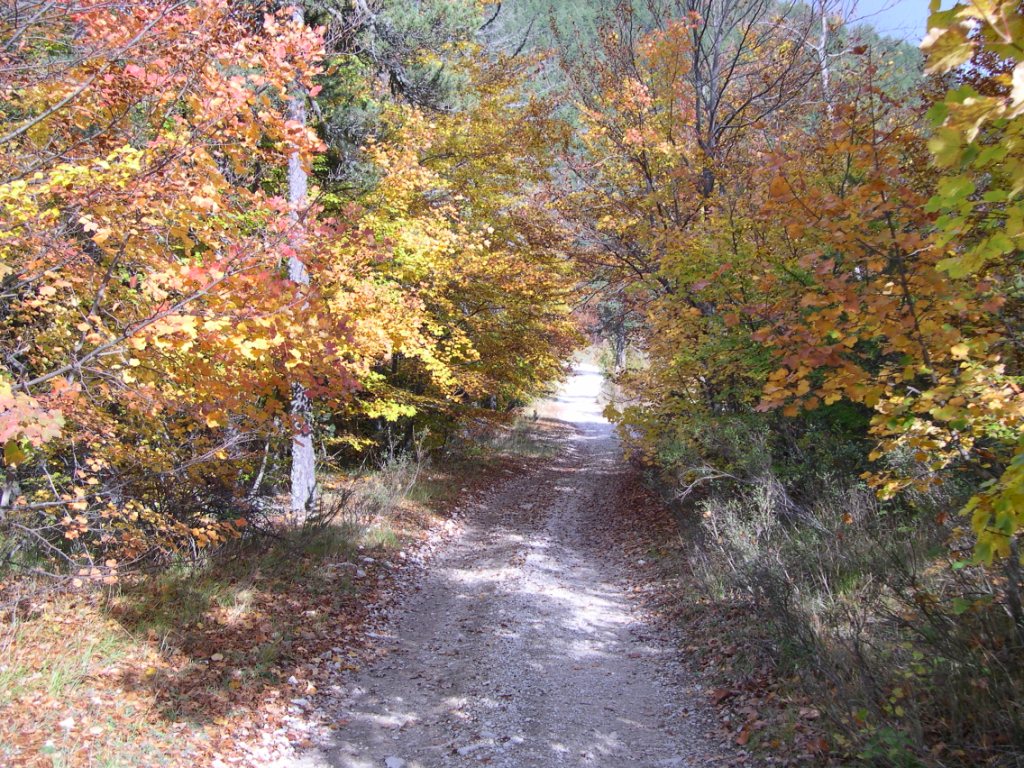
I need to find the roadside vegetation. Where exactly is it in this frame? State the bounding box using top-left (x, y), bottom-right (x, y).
top-left (569, 1), bottom-right (1024, 764)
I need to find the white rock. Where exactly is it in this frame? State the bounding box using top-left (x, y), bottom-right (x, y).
top-left (384, 758), bottom-right (406, 768)
top-left (457, 741), bottom-right (488, 756)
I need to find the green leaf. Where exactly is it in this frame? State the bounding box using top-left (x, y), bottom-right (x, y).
top-left (922, 21), bottom-right (973, 74)
top-left (3, 440), bottom-right (27, 467)
top-left (951, 597), bottom-right (972, 614)
top-left (937, 175), bottom-right (976, 200)
top-left (928, 127), bottom-right (964, 167)
top-left (926, 101), bottom-right (949, 125)
top-left (976, 145), bottom-right (1009, 166)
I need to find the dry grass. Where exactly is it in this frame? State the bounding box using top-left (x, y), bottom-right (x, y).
top-left (678, 470), bottom-right (1024, 767)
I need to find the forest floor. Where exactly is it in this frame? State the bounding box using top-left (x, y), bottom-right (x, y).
top-left (294, 366), bottom-right (743, 768)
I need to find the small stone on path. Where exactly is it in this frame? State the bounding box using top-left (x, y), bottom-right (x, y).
top-left (456, 741), bottom-right (488, 756)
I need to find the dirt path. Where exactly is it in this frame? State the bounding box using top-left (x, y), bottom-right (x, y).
top-left (297, 365), bottom-right (733, 768)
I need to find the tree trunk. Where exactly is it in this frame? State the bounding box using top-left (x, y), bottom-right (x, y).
top-left (612, 322), bottom-right (626, 374)
top-left (815, 0), bottom-right (836, 120)
top-left (288, 3), bottom-right (316, 518)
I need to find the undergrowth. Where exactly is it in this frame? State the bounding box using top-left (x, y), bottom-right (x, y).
top-left (660, 415), bottom-right (1024, 767)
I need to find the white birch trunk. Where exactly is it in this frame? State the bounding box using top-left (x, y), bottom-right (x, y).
top-left (288, 3), bottom-right (316, 518)
top-left (817, 0), bottom-right (834, 119)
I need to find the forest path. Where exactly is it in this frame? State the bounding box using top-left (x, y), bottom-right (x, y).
top-left (298, 365), bottom-right (732, 768)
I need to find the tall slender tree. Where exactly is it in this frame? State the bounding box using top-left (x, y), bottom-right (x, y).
top-left (288, 3), bottom-right (316, 517)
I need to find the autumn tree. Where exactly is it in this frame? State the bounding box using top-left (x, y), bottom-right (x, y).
top-left (0, 2), bottom-right (339, 557)
top-left (0, 1), bottom-right (579, 565)
top-left (918, 0), bottom-right (1024, 567)
top-left (547, 1), bottom-right (819, 447)
top-left (303, 1), bottom-right (580, 456)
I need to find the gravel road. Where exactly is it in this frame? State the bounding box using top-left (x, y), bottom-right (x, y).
top-left (297, 365), bottom-right (733, 768)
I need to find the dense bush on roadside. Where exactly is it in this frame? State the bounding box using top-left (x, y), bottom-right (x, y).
top-left (658, 413), bottom-right (1023, 766)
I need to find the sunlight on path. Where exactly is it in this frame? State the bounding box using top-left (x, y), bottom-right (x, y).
top-left (296, 366), bottom-right (730, 768)
top-left (536, 364), bottom-right (611, 428)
